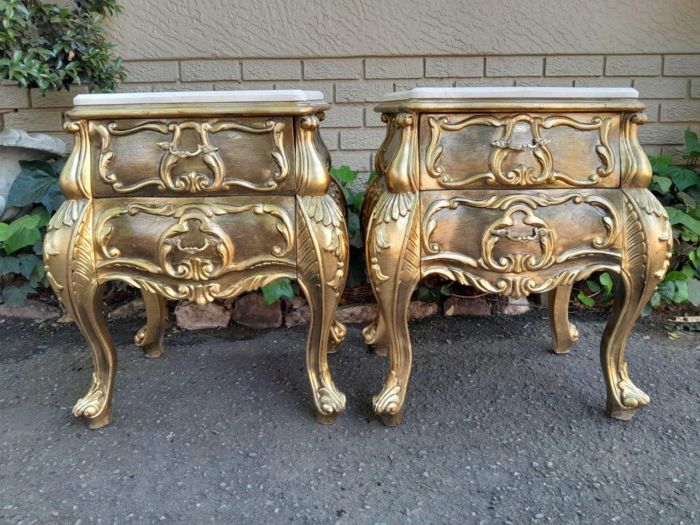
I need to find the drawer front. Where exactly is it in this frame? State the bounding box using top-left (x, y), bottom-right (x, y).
top-left (420, 190), bottom-right (623, 295)
top-left (89, 117), bottom-right (295, 197)
top-left (92, 196), bottom-right (296, 283)
top-left (420, 112), bottom-right (621, 190)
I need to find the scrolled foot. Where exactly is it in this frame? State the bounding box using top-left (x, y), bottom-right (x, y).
top-left (380, 410), bottom-right (403, 426)
top-left (327, 318), bottom-right (346, 355)
top-left (314, 384), bottom-right (346, 423)
top-left (134, 326), bottom-right (162, 358)
top-left (372, 374), bottom-right (403, 425)
top-left (134, 291), bottom-right (167, 358)
top-left (315, 412), bottom-right (338, 424)
top-left (73, 374), bottom-right (112, 428)
top-left (362, 315), bottom-right (387, 356)
top-left (606, 374), bottom-right (650, 421)
top-left (553, 322), bottom-right (579, 354)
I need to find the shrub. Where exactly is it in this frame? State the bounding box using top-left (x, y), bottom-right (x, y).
top-left (0, 0), bottom-right (125, 91)
top-left (0, 159), bottom-right (64, 304)
top-left (577, 130), bottom-right (700, 310)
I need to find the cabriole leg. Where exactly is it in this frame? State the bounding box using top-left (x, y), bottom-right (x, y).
top-left (297, 194), bottom-right (349, 423)
top-left (547, 283), bottom-right (579, 354)
top-left (602, 189), bottom-right (672, 420)
top-left (44, 199), bottom-right (117, 429)
top-left (366, 192), bottom-right (420, 425)
top-left (134, 291), bottom-right (167, 358)
top-left (71, 282), bottom-right (117, 429)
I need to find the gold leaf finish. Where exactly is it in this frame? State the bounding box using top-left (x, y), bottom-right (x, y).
top-left (93, 119), bottom-right (290, 194)
top-left (423, 112), bottom-right (619, 189)
top-left (47, 104), bottom-right (347, 428)
top-left (366, 100), bottom-right (669, 425)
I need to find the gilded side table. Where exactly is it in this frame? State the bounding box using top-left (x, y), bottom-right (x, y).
top-left (362, 87), bottom-right (671, 425)
top-left (44, 90), bottom-right (349, 428)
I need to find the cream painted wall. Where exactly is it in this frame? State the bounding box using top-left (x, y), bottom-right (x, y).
top-left (3, 0), bottom-right (699, 173)
top-left (107, 0), bottom-right (700, 59)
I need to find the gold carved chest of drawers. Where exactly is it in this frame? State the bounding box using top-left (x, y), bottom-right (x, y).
top-left (362, 87), bottom-right (672, 425)
top-left (44, 91), bottom-right (349, 428)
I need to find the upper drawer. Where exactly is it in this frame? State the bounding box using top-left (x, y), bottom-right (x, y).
top-left (419, 112), bottom-right (621, 190)
top-left (88, 117), bottom-right (295, 197)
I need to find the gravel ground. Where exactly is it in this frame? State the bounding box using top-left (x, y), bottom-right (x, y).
top-left (0, 309), bottom-right (698, 524)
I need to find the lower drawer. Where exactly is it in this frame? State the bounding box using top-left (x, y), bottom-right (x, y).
top-left (420, 189), bottom-right (624, 288)
top-left (92, 196), bottom-right (296, 280)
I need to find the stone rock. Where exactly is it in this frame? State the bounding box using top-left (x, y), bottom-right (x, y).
top-left (408, 300), bottom-right (440, 320)
top-left (0, 299), bottom-right (59, 320)
top-left (175, 302), bottom-right (230, 330)
top-left (500, 296), bottom-right (531, 315)
top-left (109, 298), bottom-right (145, 319)
top-left (335, 304), bottom-right (376, 325)
top-left (285, 296), bottom-right (310, 328)
top-left (443, 296), bottom-right (492, 317)
top-left (232, 292), bottom-right (282, 329)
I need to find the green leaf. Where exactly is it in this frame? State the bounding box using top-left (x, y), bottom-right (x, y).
top-left (0, 253), bottom-right (41, 278)
top-left (7, 160), bottom-right (64, 212)
top-left (0, 255), bottom-right (21, 275)
top-left (669, 167), bottom-right (700, 193)
top-left (1, 284), bottom-right (33, 306)
top-left (684, 129), bottom-right (700, 157)
top-left (586, 279), bottom-right (601, 293)
top-left (650, 291), bottom-right (661, 309)
top-left (687, 278), bottom-right (700, 307)
top-left (260, 278), bottom-right (297, 304)
top-left (0, 222), bottom-right (9, 243)
top-left (599, 272), bottom-right (613, 294)
top-left (331, 165), bottom-right (358, 184)
top-left (656, 280), bottom-right (676, 302)
top-left (690, 247), bottom-right (700, 271)
top-left (666, 206), bottom-right (700, 235)
top-left (672, 281), bottom-right (689, 303)
top-left (649, 155), bottom-right (673, 173)
top-left (1, 213), bottom-right (43, 254)
top-left (416, 285), bottom-right (443, 303)
top-left (677, 191), bottom-right (697, 209)
top-left (577, 291), bottom-right (595, 307)
top-left (351, 191), bottom-right (365, 213)
top-left (652, 175), bottom-right (672, 193)
top-left (664, 270), bottom-right (689, 282)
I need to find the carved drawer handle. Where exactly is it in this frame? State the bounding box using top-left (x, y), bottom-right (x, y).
top-left (491, 137), bottom-right (550, 151)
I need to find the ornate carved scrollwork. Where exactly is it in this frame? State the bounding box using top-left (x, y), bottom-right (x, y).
top-left (425, 113), bottom-right (615, 188)
top-left (422, 193), bottom-right (621, 273)
top-left (94, 119), bottom-right (289, 193)
top-left (95, 202), bottom-right (295, 280)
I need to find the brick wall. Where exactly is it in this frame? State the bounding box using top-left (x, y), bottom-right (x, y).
top-left (2, 54), bottom-right (699, 176)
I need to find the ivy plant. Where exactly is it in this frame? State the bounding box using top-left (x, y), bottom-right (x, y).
top-left (648, 130), bottom-right (700, 308)
top-left (0, 159), bottom-right (64, 305)
top-left (0, 0), bottom-right (125, 92)
top-left (260, 166), bottom-right (371, 305)
top-left (577, 130), bottom-right (700, 310)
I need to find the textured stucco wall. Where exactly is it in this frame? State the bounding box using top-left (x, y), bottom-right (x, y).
top-left (108, 0), bottom-right (700, 59)
top-left (2, 0), bottom-right (699, 173)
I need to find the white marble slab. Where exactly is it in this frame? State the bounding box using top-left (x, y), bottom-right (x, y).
top-left (382, 87), bottom-right (639, 101)
top-left (74, 90), bottom-right (325, 106)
